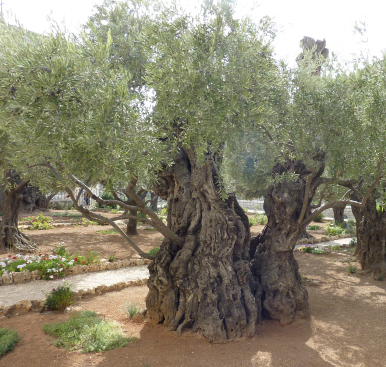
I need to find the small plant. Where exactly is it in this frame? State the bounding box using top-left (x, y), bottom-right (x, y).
top-left (147, 247), bottom-right (160, 257)
top-left (254, 213), bottom-right (268, 225)
top-left (314, 213), bottom-right (325, 223)
top-left (349, 238), bottom-right (357, 247)
top-left (301, 245), bottom-right (314, 253)
top-left (347, 218), bottom-right (356, 226)
top-left (45, 282), bottom-right (74, 311)
top-left (242, 207), bottom-right (248, 213)
top-left (347, 264), bottom-right (357, 274)
top-left (308, 225), bottom-right (321, 230)
top-left (125, 304), bottom-right (141, 318)
top-left (52, 243), bottom-right (69, 257)
top-left (50, 212), bottom-right (82, 218)
top-left (0, 328), bottom-right (19, 357)
top-left (311, 248), bottom-right (324, 254)
top-left (97, 229), bottom-right (118, 234)
top-left (86, 250), bottom-right (100, 264)
top-left (325, 224), bottom-right (345, 236)
top-left (248, 217), bottom-right (257, 227)
top-left (159, 207), bottom-right (167, 215)
top-left (108, 254), bottom-right (115, 262)
top-left (81, 218), bottom-right (98, 226)
top-left (143, 226), bottom-right (155, 231)
top-left (377, 274), bottom-right (384, 281)
top-left (30, 212), bottom-right (54, 230)
top-left (43, 310), bottom-right (134, 352)
top-left (330, 245), bottom-right (341, 251)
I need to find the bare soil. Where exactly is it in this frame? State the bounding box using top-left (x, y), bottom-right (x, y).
top-left (2, 211), bottom-right (381, 367)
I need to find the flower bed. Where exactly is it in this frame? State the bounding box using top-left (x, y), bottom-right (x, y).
top-left (0, 245), bottom-right (151, 286)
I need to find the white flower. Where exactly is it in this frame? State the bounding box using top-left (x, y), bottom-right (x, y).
top-left (0, 262), bottom-right (6, 268)
top-left (26, 260), bottom-right (32, 264)
top-left (47, 269), bottom-right (51, 273)
top-left (49, 275), bottom-right (54, 279)
top-left (17, 264), bottom-right (26, 269)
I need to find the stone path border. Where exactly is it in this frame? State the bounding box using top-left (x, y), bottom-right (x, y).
top-left (0, 258), bottom-right (152, 286)
top-left (0, 265), bottom-right (150, 316)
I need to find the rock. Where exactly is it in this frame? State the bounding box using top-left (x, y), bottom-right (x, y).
top-left (72, 265), bottom-right (82, 275)
top-left (88, 263), bottom-right (98, 272)
top-left (31, 270), bottom-right (41, 280)
top-left (2, 273), bottom-right (13, 284)
top-left (13, 271), bottom-right (25, 283)
top-left (24, 270), bottom-right (32, 281)
top-left (14, 300), bottom-right (32, 314)
top-left (101, 285), bottom-right (109, 293)
top-left (31, 300), bottom-right (45, 312)
top-left (95, 286), bottom-right (103, 294)
top-left (117, 282), bottom-right (126, 289)
top-left (131, 310), bottom-right (146, 323)
top-left (99, 263), bottom-right (107, 271)
top-left (137, 259), bottom-right (145, 266)
top-left (86, 288), bottom-right (96, 295)
top-left (122, 259), bottom-right (130, 267)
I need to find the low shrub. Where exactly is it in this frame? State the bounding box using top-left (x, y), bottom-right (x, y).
top-left (347, 218), bottom-right (356, 226)
top-left (325, 224), bottom-right (346, 236)
top-left (311, 248), bottom-right (324, 254)
top-left (314, 213), bottom-right (325, 223)
top-left (43, 310), bottom-right (134, 352)
top-left (148, 247), bottom-right (160, 257)
top-left (308, 225), bottom-right (321, 230)
top-left (301, 245), bottom-right (314, 253)
top-left (30, 213), bottom-right (54, 230)
top-left (347, 264), bottom-right (357, 274)
top-left (108, 254), bottom-right (115, 262)
top-left (124, 304), bottom-right (141, 318)
top-left (97, 229), bottom-right (118, 235)
top-left (0, 328), bottom-right (19, 357)
top-left (254, 213), bottom-right (268, 225)
top-left (45, 283), bottom-right (74, 311)
top-left (349, 238), bottom-right (357, 247)
top-left (330, 245), bottom-right (341, 251)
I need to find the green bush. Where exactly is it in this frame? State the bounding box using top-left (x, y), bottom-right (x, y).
top-left (148, 247), bottom-right (160, 257)
top-left (159, 207), bottom-right (167, 215)
top-left (43, 310), bottom-right (134, 352)
top-left (330, 245), bottom-right (341, 251)
top-left (254, 213), bottom-right (268, 225)
top-left (347, 218), bottom-right (356, 226)
top-left (30, 213), bottom-right (54, 230)
top-left (347, 264), bottom-right (357, 274)
top-left (108, 254), bottom-right (115, 262)
top-left (314, 213), bottom-right (325, 222)
top-left (325, 224), bottom-right (345, 236)
top-left (308, 225), bottom-right (321, 230)
top-left (301, 245), bottom-right (314, 253)
top-left (97, 229), bottom-right (118, 234)
top-left (0, 328), bottom-right (19, 357)
top-left (349, 238), bottom-right (357, 247)
top-left (97, 191), bottom-right (117, 209)
top-left (124, 304), bottom-right (141, 318)
top-left (311, 248), bottom-right (324, 254)
top-left (45, 283), bottom-right (74, 311)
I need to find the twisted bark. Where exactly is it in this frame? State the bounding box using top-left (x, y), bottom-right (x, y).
top-left (146, 149), bottom-right (261, 342)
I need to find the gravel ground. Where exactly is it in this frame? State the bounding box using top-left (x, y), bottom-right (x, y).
top-left (0, 265), bottom-right (149, 307)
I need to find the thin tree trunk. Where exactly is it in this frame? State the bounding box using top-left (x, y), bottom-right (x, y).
top-left (333, 203), bottom-right (347, 228)
top-left (355, 197), bottom-right (386, 276)
top-left (149, 192), bottom-right (158, 211)
top-left (0, 179), bottom-right (37, 252)
top-left (146, 149), bottom-right (260, 342)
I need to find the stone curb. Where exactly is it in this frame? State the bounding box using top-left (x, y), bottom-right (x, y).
top-left (296, 234), bottom-right (354, 245)
top-left (0, 278), bottom-right (148, 317)
top-left (0, 258), bottom-right (152, 286)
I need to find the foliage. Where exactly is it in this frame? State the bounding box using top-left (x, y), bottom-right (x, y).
top-left (330, 245), bottom-right (341, 251)
top-left (159, 207), bottom-right (167, 215)
top-left (0, 328), bottom-right (19, 357)
top-left (50, 212), bottom-right (83, 218)
top-left (43, 310), bottom-right (134, 352)
top-left (97, 229), bottom-right (118, 234)
top-left (325, 224), bottom-right (345, 236)
top-left (349, 238), bottom-right (357, 247)
top-left (311, 248), bottom-right (324, 254)
top-left (301, 245), bottom-right (314, 253)
top-left (124, 304), bottom-right (141, 318)
top-left (97, 192), bottom-right (117, 209)
top-left (147, 247), bottom-right (160, 257)
top-left (108, 254), bottom-right (115, 262)
top-left (81, 218), bottom-right (99, 226)
top-left (254, 213), bottom-right (268, 225)
top-left (30, 213), bottom-right (54, 230)
top-left (313, 213), bottom-right (325, 223)
top-left (0, 246), bottom-right (91, 278)
top-left (347, 264), bottom-right (357, 274)
top-left (308, 225), bottom-right (321, 230)
top-left (347, 218), bottom-right (356, 226)
top-left (45, 283), bottom-right (74, 310)
top-left (86, 250), bottom-right (100, 264)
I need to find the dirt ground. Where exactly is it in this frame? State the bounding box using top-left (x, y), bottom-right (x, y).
top-left (3, 210), bottom-right (381, 367)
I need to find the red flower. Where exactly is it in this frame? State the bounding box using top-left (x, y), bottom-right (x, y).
top-left (13, 257), bottom-right (17, 260)
top-left (59, 264), bottom-right (63, 267)
top-left (43, 257), bottom-right (47, 260)
top-left (53, 252), bottom-right (57, 255)
top-left (39, 254), bottom-right (42, 256)
top-left (45, 253), bottom-right (49, 256)
top-left (81, 260), bottom-right (85, 264)
top-left (8, 255), bottom-right (11, 258)
top-left (74, 258), bottom-right (78, 262)
top-left (52, 288), bottom-right (56, 291)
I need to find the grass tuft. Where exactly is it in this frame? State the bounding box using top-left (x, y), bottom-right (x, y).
top-left (124, 304), bottom-right (141, 318)
top-left (0, 328), bottom-right (19, 357)
top-left (97, 229), bottom-right (118, 235)
top-left (43, 310), bottom-right (135, 352)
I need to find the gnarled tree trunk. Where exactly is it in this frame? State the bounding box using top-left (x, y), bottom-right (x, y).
top-left (333, 203), bottom-right (347, 228)
top-left (146, 149), bottom-right (261, 342)
top-left (355, 197), bottom-right (386, 276)
top-left (0, 180), bottom-right (37, 252)
top-left (251, 160), bottom-right (323, 324)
